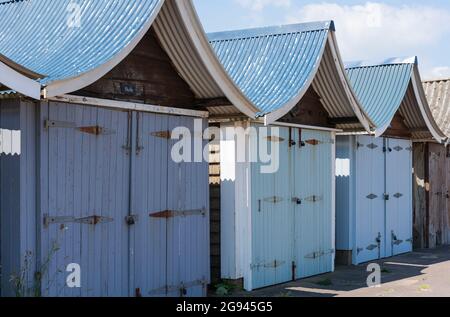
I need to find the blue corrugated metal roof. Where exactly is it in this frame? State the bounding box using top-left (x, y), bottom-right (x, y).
top-left (0, 0), bottom-right (163, 85)
top-left (345, 58), bottom-right (416, 131)
top-left (208, 21), bottom-right (333, 117)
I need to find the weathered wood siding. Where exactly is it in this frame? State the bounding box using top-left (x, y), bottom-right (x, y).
top-left (413, 143), bottom-right (450, 249)
top-left (76, 29), bottom-right (196, 108)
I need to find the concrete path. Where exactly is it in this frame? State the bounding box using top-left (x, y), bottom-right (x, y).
top-left (229, 246), bottom-right (450, 297)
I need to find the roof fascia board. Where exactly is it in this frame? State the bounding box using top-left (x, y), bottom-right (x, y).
top-left (0, 59), bottom-right (41, 100)
top-left (43, 0), bottom-right (165, 98)
top-left (327, 31), bottom-right (373, 132)
top-left (411, 66), bottom-right (447, 143)
top-left (174, 0), bottom-right (259, 118)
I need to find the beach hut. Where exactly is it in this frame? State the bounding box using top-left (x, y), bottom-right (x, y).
top-left (208, 21), bottom-right (373, 291)
top-left (0, 0), bottom-right (261, 297)
top-left (413, 79), bottom-right (450, 249)
top-left (335, 58), bottom-right (446, 265)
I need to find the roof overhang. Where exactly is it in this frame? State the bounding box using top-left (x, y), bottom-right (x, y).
top-left (346, 57), bottom-right (447, 143)
top-left (42, 0), bottom-right (165, 98)
top-left (0, 54), bottom-right (41, 100)
top-left (209, 21), bottom-right (372, 132)
top-left (153, 0), bottom-right (259, 118)
top-left (267, 31), bottom-right (373, 132)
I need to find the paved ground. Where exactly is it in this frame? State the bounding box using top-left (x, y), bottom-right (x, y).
top-left (226, 246), bottom-right (450, 297)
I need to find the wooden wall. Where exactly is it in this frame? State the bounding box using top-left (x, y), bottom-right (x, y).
top-left (413, 142), bottom-right (450, 249)
top-left (279, 87), bottom-right (332, 128)
top-left (76, 29), bottom-right (196, 109)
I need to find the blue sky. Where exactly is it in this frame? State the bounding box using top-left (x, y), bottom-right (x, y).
top-left (193, 0), bottom-right (450, 79)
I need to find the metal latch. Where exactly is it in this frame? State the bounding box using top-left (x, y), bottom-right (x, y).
top-left (383, 193), bottom-right (390, 201)
top-left (357, 247), bottom-right (364, 254)
top-left (44, 214), bottom-right (113, 228)
top-left (150, 208), bottom-right (206, 219)
top-left (125, 215), bottom-right (139, 226)
top-left (292, 197), bottom-right (302, 205)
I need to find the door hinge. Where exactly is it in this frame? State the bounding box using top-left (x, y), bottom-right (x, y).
top-left (367, 143), bottom-right (378, 150)
top-left (304, 195), bottom-right (322, 203)
top-left (391, 231), bottom-right (403, 245)
top-left (43, 214), bottom-right (113, 228)
top-left (366, 194), bottom-right (378, 200)
top-left (265, 136), bottom-right (285, 143)
top-left (393, 146), bottom-right (403, 152)
top-left (151, 131), bottom-right (172, 139)
top-left (366, 244), bottom-right (378, 251)
top-left (305, 249), bottom-right (335, 259)
top-left (263, 196), bottom-right (283, 204)
top-left (251, 260), bottom-right (286, 270)
top-left (149, 208), bottom-right (206, 219)
top-left (393, 193), bottom-right (403, 199)
top-left (44, 120), bottom-right (115, 135)
top-left (305, 139), bottom-right (321, 146)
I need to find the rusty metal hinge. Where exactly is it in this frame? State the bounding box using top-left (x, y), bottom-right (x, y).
top-left (265, 136), bottom-right (285, 143)
top-left (43, 214), bottom-right (113, 228)
top-left (151, 131), bottom-right (172, 139)
top-left (305, 139), bottom-right (320, 146)
top-left (150, 208), bottom-right (206, 219)
top-left (44, 120), bottom-right (115, 136)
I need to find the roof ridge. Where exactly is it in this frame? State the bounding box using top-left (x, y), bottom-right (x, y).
top-left (345, 56), bottom-right (418, 69)
top-left (208, 21), bottom-right (334, 42)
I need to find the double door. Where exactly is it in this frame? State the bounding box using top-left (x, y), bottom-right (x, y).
top-left (354, 136), bottom-right (412, 264)
top-left (251, 126), bottom-right (334, 289)
top-left (39, 102), bottom-right (209, 297)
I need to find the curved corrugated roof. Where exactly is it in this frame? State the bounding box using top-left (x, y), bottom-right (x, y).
top-left (346, 57), bottom-right (446, 142)
top-left (208, 22), bottom-right (372, 130)
top-left (423, 79), bottom-right (450, 138)
top-left (0, 0), bottom-right (164, 97)
top-left (0, 0), bottom-right (259, 117)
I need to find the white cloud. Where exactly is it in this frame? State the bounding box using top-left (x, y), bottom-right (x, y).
top-left (427, 66), bottom-right (450, 80)
top-left (234, 0), bottom-right (291, 12)
top-left (285, 2), bottom-right (450, 62)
